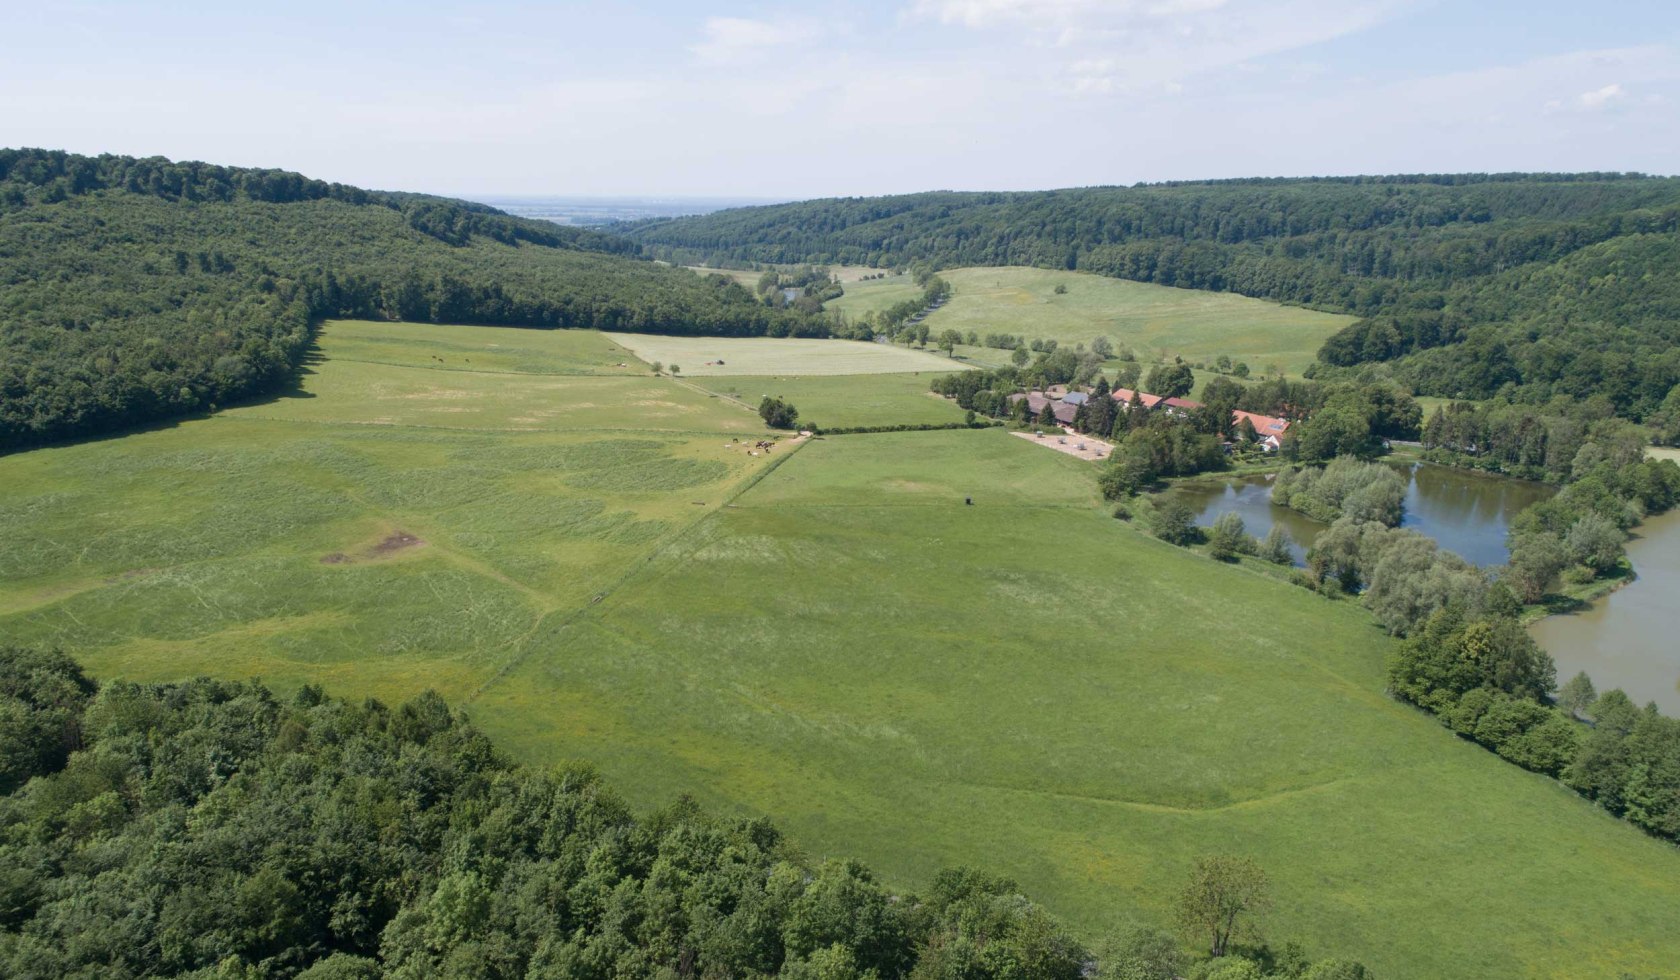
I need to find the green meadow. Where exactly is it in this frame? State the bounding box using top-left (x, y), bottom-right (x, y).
top-left (607, 332), bottom-right (961, 376)
top-left (0, 321), bottom-right (780, 703)
top-left (5, 322), bottom-right (1680, 976)
top-left (472, 430), bottom-right (1680, 978)
top-left (838, 267), bottom-right (1356, 376)
top-left (694, 372), bottom-right (969, 429)
top-left (825, 271), bottom-right (926, 319)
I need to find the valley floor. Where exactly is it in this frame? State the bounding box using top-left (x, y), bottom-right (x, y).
top-left (3, 321), bottom-right (1678, 977)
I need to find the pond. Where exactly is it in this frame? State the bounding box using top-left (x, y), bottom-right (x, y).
top-left (1530, 509), bottom-right (1680, 714)
top-left (1164, 461), bottom-right (1554, 567)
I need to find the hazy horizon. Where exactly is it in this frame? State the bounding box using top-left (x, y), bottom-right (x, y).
top-left (4, 1), bottom-right (1678, 199)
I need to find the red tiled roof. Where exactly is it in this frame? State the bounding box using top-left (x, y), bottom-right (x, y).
top-left (1110, 388), bottom-right (1164, 409)
top-left (1231, 410), bottom-right (1290, 438)
top-left (1163, 397), bottom-right (1203, 411)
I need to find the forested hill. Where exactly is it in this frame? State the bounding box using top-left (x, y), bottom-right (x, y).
top-left (0, 149), bottom-right (819, 451)
top-left (622, 175), bottom-right (1680, 417)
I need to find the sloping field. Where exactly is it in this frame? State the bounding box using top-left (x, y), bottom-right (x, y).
top-left (316, 318), bottom-right (652, 375)
top-left (826, 271), bottom-right (925, 319)
top-left (840, 267), bottom-right (1355, 376)
top-left (694, 373), bottom-right (968, 429)
top-left (607, 332), bottom-right (964, 376)
top-left (0, 322), bottom-right (783, 705)
top-left (470, 430), bottom-right (1680, 979)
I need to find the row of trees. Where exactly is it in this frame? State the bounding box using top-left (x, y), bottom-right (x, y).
top-left (0, 648), bottom-right (1374, 979)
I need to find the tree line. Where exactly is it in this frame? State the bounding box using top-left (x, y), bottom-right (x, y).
top-left (0, 647), bottom-right (1376, 979)
top-left (0, 149), bottom-right (826, 452)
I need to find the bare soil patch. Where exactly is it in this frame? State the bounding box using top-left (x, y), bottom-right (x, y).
top-left (321, 531), bottom-right (426, 565)
top-left (1011, 429), bottom-right (1114, 462)
top-left (371, 531), bottom-right (425, 557)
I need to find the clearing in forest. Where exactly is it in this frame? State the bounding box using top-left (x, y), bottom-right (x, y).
top-left (837, 267), bottom-right (1355, 376)
top-left (607, 333), bottom-right (965, 376)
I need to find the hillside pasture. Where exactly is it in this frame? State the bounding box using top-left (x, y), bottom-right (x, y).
top-left (316, 318), bottom-right (650, 375)
top-left (606, 333), bottom-right (965, 376)
top-left (914, 267), bottom-right (1354, 376)
top-left (470, 429), bottom-right (1680, 979)
top-left (825, 272), bottom-right (925, 319)
top-left (0, 322), bottom-right (779, 707)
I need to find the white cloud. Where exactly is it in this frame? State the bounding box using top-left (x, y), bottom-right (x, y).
top-left (689, 16), bottom-right (819, 65)
top-left (909, 0), bottom-right (1411, 96)
top-left (1580, 82), bottom-right (1625, 110)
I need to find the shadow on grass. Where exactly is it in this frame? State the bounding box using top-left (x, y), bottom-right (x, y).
top-left (1, 341), bottom-right (328, 460)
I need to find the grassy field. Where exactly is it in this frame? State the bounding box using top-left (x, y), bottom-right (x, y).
top-left (606, 333), bottom-right (963, 376)
top-left (7, 323), bottom-right (1680, 976)
top-left (0, 321), bottom-right (781, 703)
top-left (837, 267), bottom-right (1355, 376)
top-left (692, 373), bottom-right (968, 429)
top-left (471, 430), bottom-right (1680, 979)
top-left (825, 271), bottom-right (924, 319)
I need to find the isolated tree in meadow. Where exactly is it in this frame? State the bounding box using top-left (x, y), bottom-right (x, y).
top-left (1232, 362), bottom-right (1251, 379)
top-left (1176, 855), bottom-right (1271, 958)
top-left (651, 361), bottom-right (663, 375)
top-left (1011, 345), bottom-right (1030, 367)
top-left (1215, 355), bottom-right (1232, 373)
top-left (1090, 335), bottom-right (1114, 359)
top-left (938, 329), bottom-right (962, 355)
top-left (758, 396), bottom-right (799, 429)
top-left (669, 363), bottom-right (680, 376)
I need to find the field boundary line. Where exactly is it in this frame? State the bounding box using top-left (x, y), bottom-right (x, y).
top-left (461, 436), bottom-right (812, 704)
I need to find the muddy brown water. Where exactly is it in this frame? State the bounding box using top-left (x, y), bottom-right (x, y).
top-left (1530, 509), bottom-right (1680, 714)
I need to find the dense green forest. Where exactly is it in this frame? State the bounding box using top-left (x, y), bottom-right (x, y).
top-left (0, 648), bottom-right (1374, 980)
top-left (0, 149), bottom-right (821, 451)
top-left (621, 176), bottom-right (1680, 419)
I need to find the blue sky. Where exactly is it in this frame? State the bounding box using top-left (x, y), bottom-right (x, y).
top-left (3, 1), bottom-right (1676, 196)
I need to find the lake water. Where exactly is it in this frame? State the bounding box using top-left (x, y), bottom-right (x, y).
top-left (1531, 509), bottom-right (1680, 714)
top-left (1170, 462), bottom-right (1680, 712)
top-left (1166, 462), bottom-right (1554, 567)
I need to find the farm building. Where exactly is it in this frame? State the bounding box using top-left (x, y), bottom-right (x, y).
top-left (1109, 388), bottom-right (1165, 410)
top-left (1232, 410), bottom-right (1291, 450)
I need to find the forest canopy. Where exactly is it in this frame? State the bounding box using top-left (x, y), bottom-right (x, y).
top-left (620, 175), bottom-right (1680, 421)
top-left (0, 149), bottom-right (822, 451)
